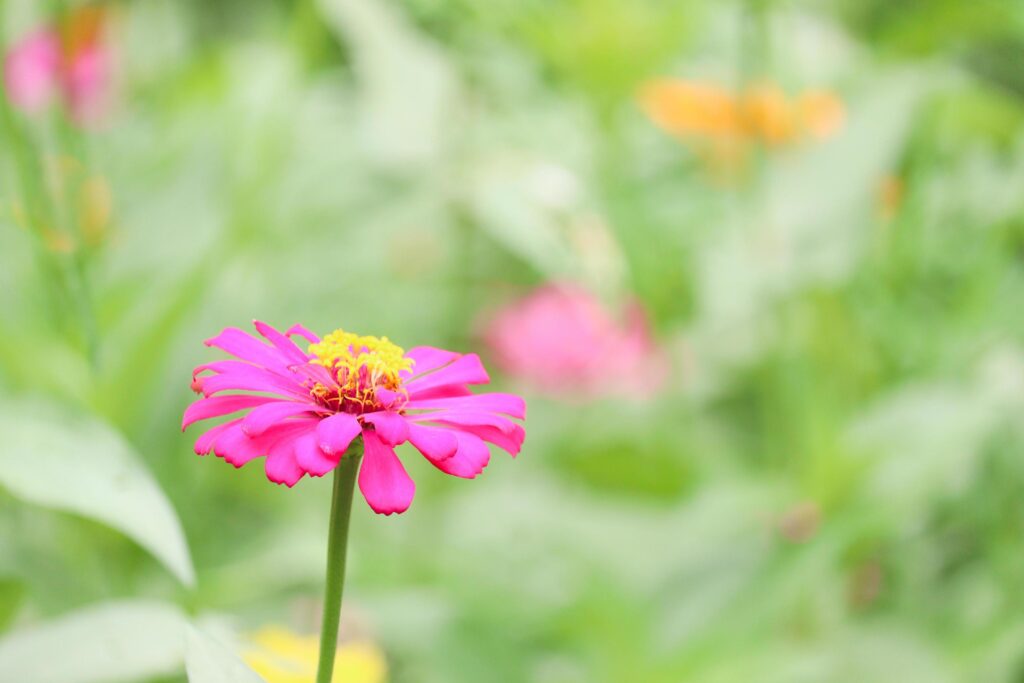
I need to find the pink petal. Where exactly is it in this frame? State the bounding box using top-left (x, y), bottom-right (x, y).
top-left (195, 357), bottom-right (332, 396)
top-left (405, 392), bottom-right (526, 419)
top-left (429, 431), bottom-right (490, 479)
top-left (402, 385), bottom-right (472, 401)
top-left (265, 441), bottom-right (304, 487)
top-left (406, 354), bottom-right (490, 396)
top-left (361, 411), bottom-right (409, 446)
top-left (358, 431), bottom-right (415, 515)
top-left (290, 361), bottom-right (337, 389)
top-left (192, 360), bottom-right (257, 376)
top-left (458, 423), bottom-right (525, 457)
top-left (374, 388), bottom-right (405, 410)
top-left (286, 324), bottom-right (320, 344)
top-left (182, 395), bottom-right (275, 430)
top-left (253, 320), bottom-right (311, 364)
top-left (212, 423), bottom-right (264, 466)
top-left (407, 410), bottom-right (518, 434)
top-left (407, 423), bottom-right (458, 463)
top-left (294, 432), bottom-right (341, 477)
top-left (193, 419), bottom-right (241, 455)
top-left (316, 412), bottom-right (361, 455)
top-left (195, 362), bottom-right (310, 400)
top-left (401, 346), bottom-right (460, 380)
top-left (205, 327), bottom-right (291, 371)
top-left (241, 401), bottom-right (322, 437)
top-left (193, 359), bottom-right (297, 382)
top-left (215, 419), bottom-right (317, 467)
top-left (412, 413), bottom-right (525, 456)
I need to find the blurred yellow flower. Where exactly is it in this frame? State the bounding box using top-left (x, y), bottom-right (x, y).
top-left (42, 228), bottom-right (76, 253)
top-left (243, 627), bottom-right (387, 683)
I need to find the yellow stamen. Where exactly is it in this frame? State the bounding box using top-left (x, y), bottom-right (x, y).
top-left (308, 329), bottom-right (413, 409)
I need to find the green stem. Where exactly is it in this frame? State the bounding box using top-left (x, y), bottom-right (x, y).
top-left (316, 441), bottom-right (363, 683)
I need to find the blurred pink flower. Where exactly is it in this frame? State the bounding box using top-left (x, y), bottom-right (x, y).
top-left (3, 8), bottom-right (113, 126)
top-left (63, 43), bottom-right (111, 125)
top-left (3, 29), bottom-right (61, 112)
top-left (483, 284), bottom-right (667, 400)
top-left (184, 322), bottom-right (526, 515)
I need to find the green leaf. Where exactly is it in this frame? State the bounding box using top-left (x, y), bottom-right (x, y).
top-left (317, 0), bottom-right (458, 170)
top-left (0, 600), bottom-right (186, 683)
top-left (96, 264), bottom-right (211, 431)
top-left (466, 158), bottom-right (578, 280)
top-left (186, 625), bottom-right (266, 683)
top-left (845, 380), bottom-right (999, 519)
top-left (0, 397), bottom-right (195, 586)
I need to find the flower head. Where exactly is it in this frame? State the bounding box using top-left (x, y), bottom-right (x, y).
top-left (3, 6), bottom-right (113, 126)
top-left (482, 283), bottom-right (667, 400)
top-left (243, 626), bottom-right (386, 683)
top-left (184, 322), bottom-right (526, 515)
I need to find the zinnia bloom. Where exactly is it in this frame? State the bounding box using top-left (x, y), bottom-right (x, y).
top-left (482, 283), bottom-right (666, 400)
top-left (244, 626), bottom-right (387, 683)
top-left (183, 322), bottom-right (526, 515)
top-left (2, 6), bottom-right (113, 125)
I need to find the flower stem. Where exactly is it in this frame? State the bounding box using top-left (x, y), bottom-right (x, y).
top-left (316, 441), bottom-right (363, 683)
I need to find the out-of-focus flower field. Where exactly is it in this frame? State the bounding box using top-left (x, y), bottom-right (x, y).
top-left (3, 0), bottom-right (1024, 681)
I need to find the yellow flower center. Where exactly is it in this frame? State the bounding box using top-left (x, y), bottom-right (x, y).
top-left (308, 329), bottom-right (413, 412)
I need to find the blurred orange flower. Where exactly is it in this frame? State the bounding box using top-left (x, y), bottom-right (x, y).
top-left (638, 78), bottom-right (846, 148)
top-left (797, 89), bottom-right (846, 141)
top-left (637, 80), bottom-right (740, 139)
top-left (741, 83), bottom-right (795, 145)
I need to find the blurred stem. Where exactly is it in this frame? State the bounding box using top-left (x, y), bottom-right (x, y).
top-left (0, 4), bottom-right (100, 367)
top-left (316, 441), bottom-right (363, 683)
top-left (738, 0), bottom-right (771, 207)
top-left (288, 0), bottom-right (332, 69)
top-left (740, 0), bottom-right (770, 87)
top-left (448, 204), bottom-right (477, 349)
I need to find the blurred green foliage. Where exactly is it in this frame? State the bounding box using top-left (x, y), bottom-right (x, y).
top-left (2, 0), bottom-right (1024, 681)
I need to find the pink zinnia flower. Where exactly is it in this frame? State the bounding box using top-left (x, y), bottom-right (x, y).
top-left (483, 283), bottom-right (666, 400)
top-left (3, 7), bottom-right (113, 126)
top-left (183, 322), bottom-right (526, 515)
